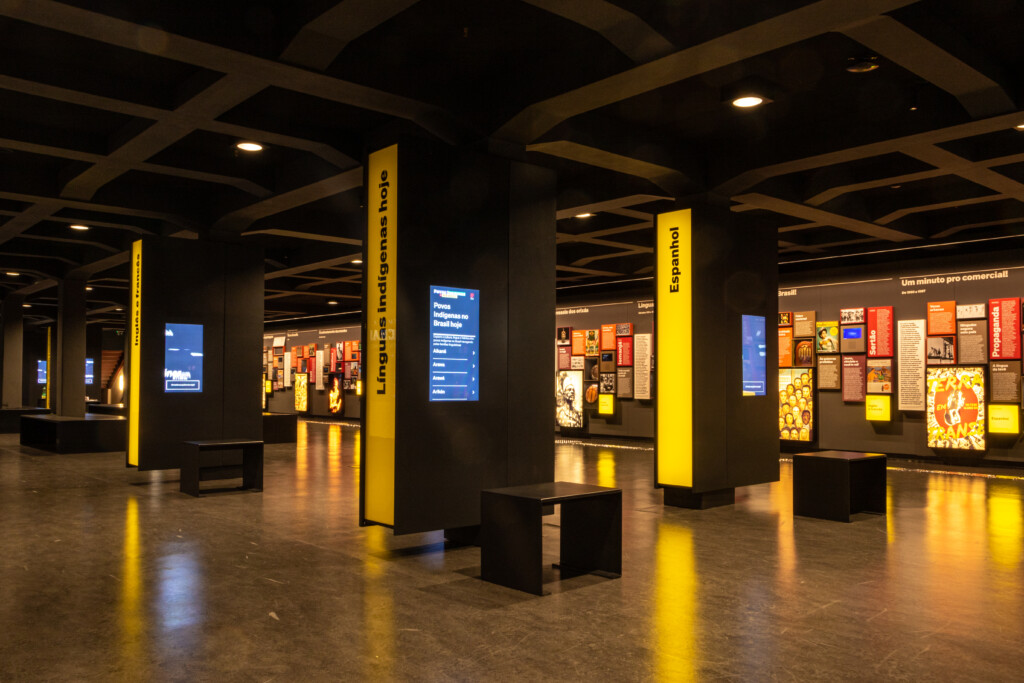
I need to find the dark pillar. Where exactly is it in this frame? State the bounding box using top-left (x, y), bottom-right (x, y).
top-left (2, 294), bottom-right (25, 408)
top-left (55, 278), bottom-right (88, 417)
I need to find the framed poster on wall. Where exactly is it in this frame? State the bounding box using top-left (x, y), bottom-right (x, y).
top-left (615, 323), bottom-right (633, 336)
top-left (926, 366), bottom-right (985, 450)
top-left (840, 325), bottom-right (866, 354)
top-left (600, 324), bottom-right (617, 351)
top-left (585, 329), bottom-right (600, 356)
top-left (294, 372), bottom-right (308, 411)
top-left (616, 367), bottom-right (634, 398)
top-left (957, 319), bottom-right (988, 364)
top-left (599, 372), bottom-right (616, 394)
top-left (926, 336), bottom-right (956, 365)
top-left (989, 361), bottom-right (1022, 404)
top-left (840, 307), bottom-right (865, 324)
top-left (570, 355), bottom-right (585, 370)
top-left (557, 346), bottom-right (571, 370)
top-left (793, 311), bottom-right (816, 338)
top-left (779, 368), bottom-right (813, 442)
top-left (583, 381), bottom-right (599, 409)
top-left (957, 303), bottom-right (986, 319)
top-left (633, 333), bottom-right (651, 400)
top-left (571, 330), bottom-right (586, 356)
top-left (794, 339), bottom-right (815, 367)
top-left (556, 327), bottom-right (572, 346)
top-left (989, 298), bottom-right (1021, 359)
top-left (842, 355), bottom-right (866, 402)
top-left (897, 319), bottom-right (926, 411)
top-left (927, 301), bottom-right (956, 336)
top-left (989, 404), bottom-right (1020, 434)
top-left (865, 395), bottom-right (891, 421)
top-left (778, 311), bottom-right (793, 327)
top-left (817, 355), bottom-right (841, 390)
top-left (867, 306), bottom-right (893, 357)
top-left (779, 327), bottom-right (793, 367)
top-left (555, 370), bottom-right (584, 428)
top-left (866, 359), bottom-right (893, 394)
top-left (616, 336), bottom-right (633, 366)
top-left (815, 321), bottom-right (839, 354)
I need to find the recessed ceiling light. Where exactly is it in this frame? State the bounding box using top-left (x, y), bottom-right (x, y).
top-left (69, 224), bottom-right (89, 231)
top-left (115, 307), bottom-right (123, 311)
top-left (236, 141), bottom-right (263, 152)
top-left (732, 96), bottom-right (764, 108)
top-left (327, 300), bottom-right (338, 305)
top-left (351, 259), bottom-right (363, 265)
top-left (21, 303), bottom-right (31, 308)
top-left (909, 106), bottom-right (918, 111)
top-left (575, 213), bottom-right (594, 219)
top-left (1015, 123), bottom-right (1024, 131)
top-left (6, 271), bottom-right (19, 277)
top-left (85, 286), bottom-right (93, 291)
top-left (846, 58), bottom-right (879, 73)
top-left (890, 185), bottom-right (902, 189)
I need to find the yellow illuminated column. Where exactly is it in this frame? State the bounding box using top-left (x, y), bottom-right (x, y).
top-left (655, 209), bottom-right (693, 489)
top-left (45, 326), bottom-right (51, 410)
top-left (127, 240), bottom-right (143, 467)
top-left (363, 145), bottom-right (398, 527)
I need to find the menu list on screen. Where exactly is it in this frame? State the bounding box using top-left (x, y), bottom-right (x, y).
top-left (429, 286), bottom-right (479, 401)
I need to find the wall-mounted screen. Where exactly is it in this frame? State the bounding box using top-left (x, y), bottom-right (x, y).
top-left (36, 360), bottom-right (46, 384)
top-left (85, 358), bottom-right (94, 385)
top-left (741, 315), bottom-right (767, 396)
top-left (429, 286), bottom-right (479, 401)
top-left (164, 323), bottom-right (203, 392)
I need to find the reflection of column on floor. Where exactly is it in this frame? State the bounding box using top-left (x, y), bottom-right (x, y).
top-left (1, 293), bottom-right (24, 408)
top-left (654, 523), bottom-right (697, 680)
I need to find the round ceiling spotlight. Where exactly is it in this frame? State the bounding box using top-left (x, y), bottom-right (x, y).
top-left (327, 300), bottom-right (338, 306)
top-left (21, 303), bottom-right (31, 308)
top-left (351, 259), bottom-right (363, 265)
top-left (85, 286), bottom-right (93, 291)
top-left (575, 213), bottom-right (594, 219)
top-left (1014, 123), bottom-right (1024, 131)
top-left (846, 57), bottom-right (880, 73)
top-left (6, 271), bottom-right (19, 277)
top-left (69, 224), bottom-right (89, 231)
top-left (732, 95), bottom-right (764, 108)
top-left (236, 141), bottom-right (263, 152)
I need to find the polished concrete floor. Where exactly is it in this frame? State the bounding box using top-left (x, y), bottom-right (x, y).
top-left (1, 421), bottom-right (1022, 681)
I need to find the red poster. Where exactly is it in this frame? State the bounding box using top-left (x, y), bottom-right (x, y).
top-left (291, 347), bottom-right (299, 368)
top-left (557, 346), bottom-right (571, 370)
top-left (329, 346), bottom-right (337, 373)
top-left (571, 330), bottom-right (586, 356)
top-left (616, 337), bottom-right (634, 366)
top-left (989, 298), bottom-right (1021, 359)
top-left (927, 301), bottom-right (956, 336)
top-left (866, 306), bottom-right (894, 357)
top-left (600, 324), bottom-right (617, 351)
top-left (778, 327), bottom-right (793, 367)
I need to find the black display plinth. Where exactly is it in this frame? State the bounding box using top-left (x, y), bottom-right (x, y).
top-left (793, 450), bottom-right (887, 522)
top-left (262, 412), bottom-right (297, 444)
top-left (0, 407), bottom-right (51, 433)
top-left (663, 486), bottom-right (735, 509)
top-left (86, 403), bottom-right (127, 416)
top-left (20, 414), bottom-right (127, 453)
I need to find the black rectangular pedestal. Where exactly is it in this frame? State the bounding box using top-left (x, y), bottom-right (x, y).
top-left (0, 407), bottom-right (51, 433)
top-left (663, 486), bottom-right (735, 509)
top-left (86, 403), bottom-right (127, 417)
top-left (793, 450), bottom-right (887, 522)
top-left (20, 414), bottom-right (127, 453)
top-left (481, 481), bottom-right (621, 595)
top-left (262, 412), bottom-right (297, 444)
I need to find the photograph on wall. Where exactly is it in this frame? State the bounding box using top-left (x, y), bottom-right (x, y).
top-left (989, 361), bottom-right (1022, 404)
top-left (840, 325), bottom-right (866, 354)
top-left (328, 375), bottom-right (344, 414)
top-left (294, 372), bottom-right (308, 412)
top-left (585, 329), bottom-right (600, 356)
top-left (989, 297), bottom-right (1021, 359)
top-left (600, 324), bottom-right (617, 351)
top-left (793, 311), bottom-right (816, 338)
top-left (778, 311), bottom-right (793, 327)
top-left (866, 359), bottom-right (893, 394)
top-left (570, 355), bottom-right (585, 370)
top-left (557, 346), bottom-right (572, 370)
top-left (600, 351), bottom-right (616, 373)
top-left (583, 381), bottom-right (599, 409)
top-left (584, 358), bottom-right (599, 381)
top-left (793, 339), bottom-right (815, 367)
top-left (840, 307), bottom-right (865, 324)
top-left (616, 336), bottom-right (633, 366)
top-left (957, 303), bottom-right (986, 320)
top-left (779, 368), bottom-right (814, 441)
top-left (778, 327), bottom-right (793, 367)
top-left (616, 367), bottom-right (634, 399)
top-left (815, 321), bottom-right (839, 354)
top-left (599, 372), bottom-right (616, 394)
top-left (866, 306), bottom-right (894, 357)
top-left (927, 301), bottom-right (956, 336)
top-left (926, 336), bottom-right (956, 365)
top-left (842, 355), bottom-right (867, 402)
top-left (926, 366), bottom-right (985, 450)
top-left (616, 323), bottom-right (633, 336)
top-left (555, 370), bottom-right (584, 428)
top-left (817, 355), bottom-right (841, 390)
top-left (957, 319), bottom-right (988, 364)
top-left (571, 330), bottom-right (586, 356)
top-left (556, 327), bottom-right (572, 346)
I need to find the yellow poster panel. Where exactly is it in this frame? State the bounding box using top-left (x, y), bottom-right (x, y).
top-left (127, 239), bottom-right (142, 466)
top-left (364, 144), bottom-right (398, 526)
top-left (598, 393), bottom-right (614, 415)
top-left (865, 394), bottom-right (891, 422)
top-left (656, 209), bottom-right (692, 488)
top-left (989, 404), bottom-right (1020, 434)
top-left (779, 368), bottom-right (814, 441)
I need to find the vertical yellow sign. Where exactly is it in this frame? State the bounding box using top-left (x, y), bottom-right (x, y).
top-left (364, 145), bottom-right (398, 526)
top-left (127, 240), bottom-right (142, 467)
top-left (656, 209), bottom-right (693, 488)
top-left (45, 326), bottom-right (51, 410)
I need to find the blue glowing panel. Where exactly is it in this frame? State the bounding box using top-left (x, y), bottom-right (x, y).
top-left (429, 286), bottom-right (479, 401)
top-left (85, 358), bottom-right (94, 385)
top-left (843, 327), bottom-right (863, 339)
top-left (164, 323), bottom-right (203, 392)
top-left (741, 314), bottom-right (767, 396)
top-left (37, 360), bottom-right (46, 384)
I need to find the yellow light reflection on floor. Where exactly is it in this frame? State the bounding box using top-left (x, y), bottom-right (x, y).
top-left (295, 420), bottom-right (308, 494)
top-left (886, 481), bottom-right (895, 545)
top-left (597, 449), bottom-right (616, 488)
top-left (120, 497), bottom-right (143, 670)
top-left (987, 482), bottom-right (1023, 570)
top-left (327, 424), bottom-right (342, 494)
top-left (362, 525), bottom-right (394, 679)
top-left (770, 466), bottom-right (796, 582)
top-left (654, 523), bottom-right (698, 682)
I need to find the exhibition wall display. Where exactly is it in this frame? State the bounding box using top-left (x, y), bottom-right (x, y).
top-left (780, 250), bottom-right (1024, 462)
top-left (262, 323), bottom-right (362, 419)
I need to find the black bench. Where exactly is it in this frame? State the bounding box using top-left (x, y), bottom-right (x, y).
top-left (20, 413), bottom-right (126, 453)
top-left (481, 481), bottom-right (621, 595)
top-left (180, 439), bottom-right (263, 497)
top-left (793, 450), bottom-right (886, 522)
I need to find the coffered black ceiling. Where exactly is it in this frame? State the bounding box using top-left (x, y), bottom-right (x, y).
top-left (1, 0), bottom-right (1023, 325)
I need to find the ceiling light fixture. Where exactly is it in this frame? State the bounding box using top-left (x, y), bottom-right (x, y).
top-left (85, 286), bottom-right (93, 291)
top-left (909, 106), bottom-right (918, 111)
top-left (327, 300), bottom-right (338, 305)
top-left (236, 141), bottom-right (263, 152)
top-left (21, 303), bottom-right (31, 308)
top-left (575, 213), bottom-right (594, 218)
top-left (115, 307), bottom-right (123, 311)
top-left (846, 57), bottom-right (879, 73)
top-left (69, 224), bottom-right (89, 231)
top-left (1015, 123), bottom-right (1024, 131)
top-left (6, 271), bottom-right (19, 277)
top-left (732, 96), bottom-right (764, 108)
top-left (351, 259), bottom-right (363, 264)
